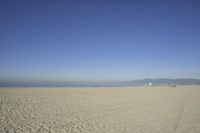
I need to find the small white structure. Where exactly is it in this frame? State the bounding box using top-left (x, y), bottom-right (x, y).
top-left (148, 82), bottom-right (153, 86)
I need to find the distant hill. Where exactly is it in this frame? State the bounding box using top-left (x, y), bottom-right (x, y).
top-left (103, 78), bottom-right (200, 87)
top-left (0, 78), bottom-right (200, 87)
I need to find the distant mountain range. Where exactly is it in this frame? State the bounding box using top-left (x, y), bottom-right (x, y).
top-left (0, 78), bottom-right (200, 87)
top-left (103, 78), bottom-right (200, 87)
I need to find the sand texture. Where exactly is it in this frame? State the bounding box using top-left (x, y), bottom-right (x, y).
top-left (0, 86), bottom-right (200, 133)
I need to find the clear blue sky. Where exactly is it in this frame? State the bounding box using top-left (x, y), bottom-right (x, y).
top-left (0, 0), bottom-right (200, 82)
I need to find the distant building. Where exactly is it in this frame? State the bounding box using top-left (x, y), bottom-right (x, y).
top-left (148, 82), bottom-right (153, 86)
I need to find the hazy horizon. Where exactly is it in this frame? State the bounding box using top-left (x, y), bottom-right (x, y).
top-left (1, 77), bottom-right (200, 83)
top-left (1, 0), bottom-right (200, 82)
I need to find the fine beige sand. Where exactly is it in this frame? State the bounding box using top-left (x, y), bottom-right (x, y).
top-left (0, 86), bottom-right (200, 133)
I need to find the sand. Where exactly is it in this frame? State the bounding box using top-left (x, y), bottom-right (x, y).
top-left (0, 86), bottom-right (200, 133)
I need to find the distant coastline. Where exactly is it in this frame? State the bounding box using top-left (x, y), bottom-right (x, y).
top-left (0, 78), bottom-right (200, 87)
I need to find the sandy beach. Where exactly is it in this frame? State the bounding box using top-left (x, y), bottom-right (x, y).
top-left (0, 86), bottom-right (200, 133)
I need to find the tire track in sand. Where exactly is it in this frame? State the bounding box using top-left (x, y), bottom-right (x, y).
top-left (173, 88), bottom-right (193, 133)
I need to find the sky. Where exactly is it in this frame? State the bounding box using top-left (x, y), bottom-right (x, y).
top-left (0, 0), bottom-right (200, 82)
